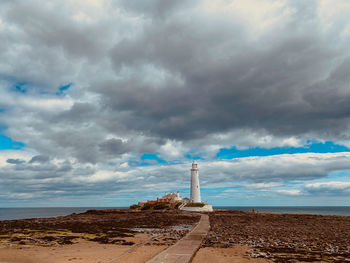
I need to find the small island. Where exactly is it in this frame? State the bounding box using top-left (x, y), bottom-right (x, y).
top-left (131, 161), bottom-right (213, 212)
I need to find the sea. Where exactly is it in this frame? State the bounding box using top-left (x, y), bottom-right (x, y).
top-left (1, 206), bottom-right (350, 221)
top-left (217, 206), bottom-right (350, 216)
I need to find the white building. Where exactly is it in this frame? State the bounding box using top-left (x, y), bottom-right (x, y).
top-left (162, 192), bottom-right (182, 202)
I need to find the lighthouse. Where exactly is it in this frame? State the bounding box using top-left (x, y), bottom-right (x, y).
top-left (190, 161), bottom-right (201, 203)
top-left (179, 161), bottom-right (213, 212)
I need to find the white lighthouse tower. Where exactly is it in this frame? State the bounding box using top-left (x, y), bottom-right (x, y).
top-left (190, 161), bottom-right (201, 203)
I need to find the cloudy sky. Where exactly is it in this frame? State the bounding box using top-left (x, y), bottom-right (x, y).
top-left (1, 0), bottom-right (350, 207)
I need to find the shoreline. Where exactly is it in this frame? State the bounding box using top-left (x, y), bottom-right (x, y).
top-left (2, 206), bottom-right (350, 222)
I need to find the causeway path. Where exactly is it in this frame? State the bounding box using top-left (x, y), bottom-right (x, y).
top-left (146, 213), bottom-right (210, 263)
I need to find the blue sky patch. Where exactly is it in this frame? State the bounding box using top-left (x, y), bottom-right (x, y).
top-left (12, 83), bottom-right (27, 93)
top-left (0, 134), bottom-right (25, 150)
top-left (56, 83), bottom-right (73, 95)
top-left (129, 153), bottom-right (185, 166)
top-left (217, 141), bottom-right (350, 159)
top-left (129, 153), bottom-right (168, 166)
top-left (141, 153), bottom-right (167, 164)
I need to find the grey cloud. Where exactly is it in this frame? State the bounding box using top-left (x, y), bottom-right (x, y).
top-left (6, 158), bottom-right (25, 164)
top-left (56, 161), bottom-right (73, 173)
top-left (5, 1), bottom-right (106, 59)
top-left (98, 137), bottom-right (162, 157)
top-left (117, 0), bottom-right (196, 19)
top-left (196, 153), bottom-right (350, 185)
top-left (102, 6), bottom-right (350, 141)
top-left (304, 182), bottom-right (350, 196)
top-left (99, 138), bottom-right (129, 155)
top-left (3, 0), bottom-right (350, 156)
top-left (55, 102), bottom-right (98, 123)
top-left (29, 155), bottom-right (50, 163)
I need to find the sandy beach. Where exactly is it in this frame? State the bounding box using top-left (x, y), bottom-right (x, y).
top-left (0, 240), bottom-right (166, 263)
top-left (0, 243), bottom-right (271, 263)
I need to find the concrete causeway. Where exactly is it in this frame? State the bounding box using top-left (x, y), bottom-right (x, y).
top-left (146, 214), bottom-right (210, 263)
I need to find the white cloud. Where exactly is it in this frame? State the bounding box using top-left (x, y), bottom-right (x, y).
top-left (21, 97), bottom-right (74, 111)
top-left (158, 140), bottom-right (184, 160)
top-left (274, 189), bottom-right (301, 196)
top-left (306, 181), bottom-right (350, 191)
top-left (318, 0), bottom-right (350, 32)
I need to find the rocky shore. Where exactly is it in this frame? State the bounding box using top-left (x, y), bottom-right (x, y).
top-left (0, 209), bottom-right (200, 248)
top-left (204, 210), bottom-right (350, 262)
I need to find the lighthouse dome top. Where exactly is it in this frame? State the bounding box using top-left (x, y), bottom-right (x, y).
top-left (192, 161), bottom-right (198, 169)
